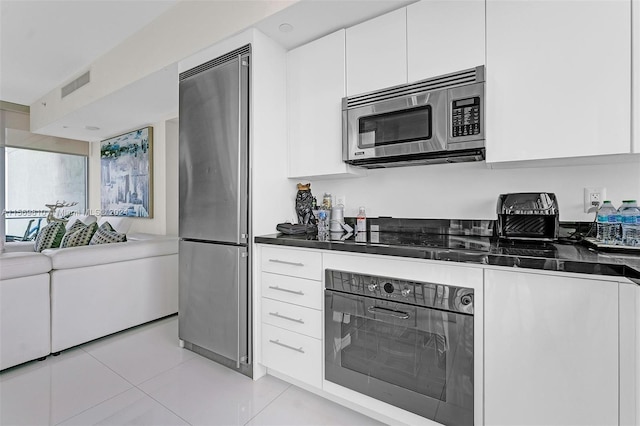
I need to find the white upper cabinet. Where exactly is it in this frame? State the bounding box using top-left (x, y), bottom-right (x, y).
top-left (486, 0), bottom-right (631, 163)
top-left (484, 270), bottom-right (619, 425)
top-left (346, 8), bottom-right (407, 96)
top-left (287, 29), bottom-right (362, 179)
top-left (407, 0), bottom-right (485, 82)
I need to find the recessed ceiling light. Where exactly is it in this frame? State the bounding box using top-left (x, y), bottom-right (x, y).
top-left (279, 23), bottom-right (294, 33)
top-left (85, 126), bottom-right (100, 131)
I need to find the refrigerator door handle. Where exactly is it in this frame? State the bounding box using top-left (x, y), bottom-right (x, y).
top-left (236, 54), bottom-right (250, 244)
top-left (236, 57), bottom-right (242, 244)
top-left (236, 249), bottom-right (241, 369)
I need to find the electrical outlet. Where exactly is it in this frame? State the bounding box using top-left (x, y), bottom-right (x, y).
top-left (583, 187), bottom-right (606, 213)
top-left (336, 195), bottom-right (346, 207)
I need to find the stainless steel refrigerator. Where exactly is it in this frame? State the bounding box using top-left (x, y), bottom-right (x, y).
top-left (178, 45), bottom-right (252, 377)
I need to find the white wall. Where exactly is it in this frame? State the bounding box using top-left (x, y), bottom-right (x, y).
top-left (31, 1), bottom-right (296, 132)
top-left (302, 159), bottom-right (640, 222)
top-left (88, 118), bottom-right (179, 235)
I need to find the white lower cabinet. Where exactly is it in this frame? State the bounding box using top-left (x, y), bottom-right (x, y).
top-left (258, 246), bottom-right (323, 388)
top-left (261, 297), bottom-right (322, 339)
top-left (257, 244), bottom-right (638, 425)
top-left (484, 269), bottom-right (619, 425)
top-left (261, 323), bottom-right (322, 388)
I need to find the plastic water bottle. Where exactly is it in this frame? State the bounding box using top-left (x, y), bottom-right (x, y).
top-left (620, 200), bottom-right (640, 246)
top-left (596, 201), bottom-right (619, 244)
top-left (317, 209), bottom-right (329, 241)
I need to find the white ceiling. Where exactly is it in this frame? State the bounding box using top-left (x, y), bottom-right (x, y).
top-left (1, 0), bottom-right (415, 142)
top-left (0, 0), bottom-right (178, 106)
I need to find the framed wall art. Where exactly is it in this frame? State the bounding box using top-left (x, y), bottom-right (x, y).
top-left (100, 127), bottom-right (153, 218)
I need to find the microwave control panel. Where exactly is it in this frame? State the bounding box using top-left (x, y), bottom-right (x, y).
top-left (451, 97), bottom-right (481, 137)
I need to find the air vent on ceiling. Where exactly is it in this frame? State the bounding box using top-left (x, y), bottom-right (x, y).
top-left (61, 71), bottom-right (90, 98)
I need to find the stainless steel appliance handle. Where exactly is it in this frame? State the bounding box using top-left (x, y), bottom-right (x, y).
top-left (367, 306), bottom-right (410, 320)
top-left (236, 56), bottom-right (243, 244)
top-left (269, 312), bottom-right (304, 324)
top-left (269, 339), bottom-right (304, 353)
top-left (268, 285), bottom-right (304, 296)
top-left (268, 259), bottom-right (304, 267)
top-left (236, 250), bottom-right (241, 369)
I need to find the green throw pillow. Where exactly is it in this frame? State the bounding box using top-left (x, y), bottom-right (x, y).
top-left (60, 222), bottom-right (98, 248)
top-left (89, 222), bottom-right (127, 245)
top-left (60, 220), bottom-right (87, 247)
top-left (34, 221), bottom-right (66, 252)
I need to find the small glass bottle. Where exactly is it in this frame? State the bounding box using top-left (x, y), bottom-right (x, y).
top-left (356, 206), bottom-right (367, 233)
top-left (322, 193), bottom-right (332, 210)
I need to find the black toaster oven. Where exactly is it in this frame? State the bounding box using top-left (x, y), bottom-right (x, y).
top-left (496, 193), bottom-right (559, 241)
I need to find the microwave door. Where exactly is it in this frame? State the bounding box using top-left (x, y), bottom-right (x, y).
top-left (347, 90), bottom-right (447, 162)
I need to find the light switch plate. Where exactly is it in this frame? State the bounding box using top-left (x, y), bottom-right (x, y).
top-left (583, 187), bottom-right (606, 213)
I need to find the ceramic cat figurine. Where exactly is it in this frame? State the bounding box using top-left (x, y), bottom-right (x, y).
top-left (295, 183), bottom-right (316, 225)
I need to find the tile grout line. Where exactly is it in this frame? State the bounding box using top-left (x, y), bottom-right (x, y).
top-left (132, 356), bottom-right (203, 426)
top-left (242, 382), bottom-right (293, 426)
top-left (54, 347), bottom-right (195, 425)
top-left (51, 347), bottom-right (139, 425)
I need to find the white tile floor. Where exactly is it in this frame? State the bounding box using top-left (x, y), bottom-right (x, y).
top-left (0, 316), bottom-right (385, 426)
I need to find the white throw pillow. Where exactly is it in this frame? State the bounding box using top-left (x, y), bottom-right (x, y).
top-left (64, 215), bottom-right (97, 231)
top-left (97, 217), bottom-right (132, 234)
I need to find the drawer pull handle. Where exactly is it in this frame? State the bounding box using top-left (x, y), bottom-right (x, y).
top-left (268, 285), bottom-right (304, 296)
top-left (269, 259), bottom-right (304, 267)
top-left (269, 312), bottom-right (304, 324)
top-left (269, 339), bottom-right (304, 353)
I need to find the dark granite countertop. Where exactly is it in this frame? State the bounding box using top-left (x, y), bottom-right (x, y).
top-left (255, 219), bottom-right (640, 285)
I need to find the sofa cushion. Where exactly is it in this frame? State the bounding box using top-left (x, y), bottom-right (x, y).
top-left (60, 222), bottom-right (98, 248)
top-left (33, 221), bottom-right (65, 252)
top-left (43, 236), bottom-right (178, 270)
top-left (64, 215), bottom-right (97, 232)
top-left (90, 222), bottom-right (127, 245)
top-left (0, 252), bottom-right (52, 280)
top-left (97, 217), bottom-right (132, 234)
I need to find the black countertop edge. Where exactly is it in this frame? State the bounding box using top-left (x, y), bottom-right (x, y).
top-left (254, 234), bottom-right (640, 286)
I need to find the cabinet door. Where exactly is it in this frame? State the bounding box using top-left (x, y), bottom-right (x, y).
top-left (484, 270), bottom-right (618, 425)
top-left (346, 8), bottom-right (407, 96)
top-left (407, 0), bottom-right (485, 82)
top-left (486, 0), bottom-right (631, 163)
top-left (287, 30), bottom-right (360, 179)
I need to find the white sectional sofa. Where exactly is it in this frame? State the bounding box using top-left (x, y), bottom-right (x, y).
top-left (0, 233), bottom-right (179, 370)
top-left (0, 252), bottom-right (52, 370)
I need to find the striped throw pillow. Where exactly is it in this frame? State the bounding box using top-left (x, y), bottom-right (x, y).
top-left (34, 221), bottom-right (66, 252)
top-left (89, 221), bottom-right (127, 245)
top-left (60, 222), bottom-right (98, 248)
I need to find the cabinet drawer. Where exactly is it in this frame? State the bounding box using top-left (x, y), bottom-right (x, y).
top-left (261, 323), bottom-right (322, 388)
top-left (261, 272), bottom-right (322, 310)
top-left (261, 246), bottom-right (322, 280)
top-left (262, 298), bottom-right (322, 339)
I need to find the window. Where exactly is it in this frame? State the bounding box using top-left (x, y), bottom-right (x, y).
top-left (5, 148), bottom-right (87, 241)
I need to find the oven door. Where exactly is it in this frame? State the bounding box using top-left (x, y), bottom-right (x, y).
top-left (344, 89), bottom-right (447, 162)
top-left (325, 290), bottom-right (473, 425)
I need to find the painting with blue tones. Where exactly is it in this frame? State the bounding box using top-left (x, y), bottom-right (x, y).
top-left (100, 127), bottom-right (153, 217)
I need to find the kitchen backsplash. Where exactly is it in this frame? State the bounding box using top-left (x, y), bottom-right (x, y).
top-left (302, 159), bottom-right (640, 222)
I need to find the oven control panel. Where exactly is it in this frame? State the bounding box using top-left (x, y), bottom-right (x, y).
top-left (325, 269), bottom-right (474, 314)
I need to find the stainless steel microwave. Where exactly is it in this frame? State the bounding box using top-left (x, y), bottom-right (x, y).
top-left (343, 66), bottom-right (485, 168)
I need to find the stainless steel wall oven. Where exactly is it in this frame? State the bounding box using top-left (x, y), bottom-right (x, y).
top-left (325, 269), bottom-right (474, 425)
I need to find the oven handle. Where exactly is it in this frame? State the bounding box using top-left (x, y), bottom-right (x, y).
top-left (367, 306), bottom-right (410, 320)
